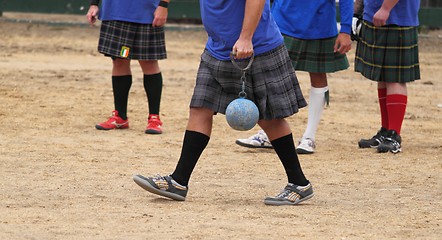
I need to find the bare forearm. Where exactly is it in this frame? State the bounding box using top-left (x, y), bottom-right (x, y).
top-left (239, 0), bottom-right (265, 41)
top-left (381, 0), bottom-right (399, 12)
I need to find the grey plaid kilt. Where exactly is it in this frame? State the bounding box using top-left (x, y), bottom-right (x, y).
top-left (283, 34), bottom-right (349, 73)
top-left (355, 21), bottom-right (420, 83)
top-left (98, 21), bottom-right (167, 60)
top-left (190, 44), bottom-right (307, 120)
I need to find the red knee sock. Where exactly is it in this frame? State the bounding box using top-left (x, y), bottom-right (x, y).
top-left (378, 88), bottom-right (388, 129)
top-left (386, 94), bottom-right (408, 135)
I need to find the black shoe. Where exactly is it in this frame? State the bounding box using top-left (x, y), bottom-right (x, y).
top-left (377, 130), bottom-right (402, 154)
top-left (358, 127), bottom-right (388, 148)
top-left (264, 183), bottom-right (314, 206)
top-left (133, 174), bottom-right (188, 201)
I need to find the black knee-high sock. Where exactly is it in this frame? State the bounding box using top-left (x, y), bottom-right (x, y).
top-left (271, 134), bottom-right (309, 186)
top-left (143, 73), bottom-right (163, 115)
top-left (112, 75), bottom-right (132, 120)
top-left (171, 130), bottom-right (210, 186)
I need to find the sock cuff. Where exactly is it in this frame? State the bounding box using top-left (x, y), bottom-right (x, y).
top-left (387, 94), bottom-right (408, 104)
top-left (112, 75), bottom-right (132, 79)
top-left (310, 86), bottom-right (329, 94)
top-left (143, 72), bottom-right (162, 78)
top-left (185, 130), bottom-right (210, 142)
top-left (270, 133), bottom-right (293, 146)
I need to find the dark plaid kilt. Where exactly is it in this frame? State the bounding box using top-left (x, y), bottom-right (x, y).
top-left (355, 21), bottom-right (420, 83)
top-left (283, 34), bottom-right (349, 73)
top-left (190, 44), bottom-right (307, 120)
top-left (98, 21), bottom-right (167, 60)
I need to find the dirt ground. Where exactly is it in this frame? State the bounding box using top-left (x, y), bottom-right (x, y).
top-left (0, 12), bottom-right (441, 239)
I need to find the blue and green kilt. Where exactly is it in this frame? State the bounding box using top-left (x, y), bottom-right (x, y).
top-left (283, 34), bottom-right (350, 73)
top-left (190, 44), bottom-right (307, 120)
top-left (355, 21), bottom-right (420, 83)
top-left (98, 21), bottom-right (167, 60)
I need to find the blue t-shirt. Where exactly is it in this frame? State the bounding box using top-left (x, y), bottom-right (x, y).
top-left (200, 0), bottom-right (283, 60)
top-left (99, 0), bottom-right (160, 24)
top-left (363, 0), bottom-right (420, 26)
top-left (271, 0), bottom-right (353, 40)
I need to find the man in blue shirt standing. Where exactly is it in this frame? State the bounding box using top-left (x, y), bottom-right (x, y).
top-left (86, 0), bottom-right (168, 134)
top-left (354, 0), bottom-right (420, 153)
top-left (236, 0), bottom-right (354, 154)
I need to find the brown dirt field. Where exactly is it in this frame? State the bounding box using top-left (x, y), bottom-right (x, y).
top-left (0, 12), bottom-right (441, 239)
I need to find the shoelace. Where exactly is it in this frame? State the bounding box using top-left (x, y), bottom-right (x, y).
top-left (385, 138), bottom-right (400, 147)
top-left (301, 139), bottom-right (316, 148)
top-left (148, 118), bottom-right (162, 126)
top-left (275, 187), bottom-right (292, 198)
top-left (254, 136), bottom-right (266, 143)
top-left (152, 174), bottom-right (166, 182)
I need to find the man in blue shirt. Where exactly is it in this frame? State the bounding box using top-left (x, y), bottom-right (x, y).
top-left (86, 0), bottom-right (169, 134)
top-left (133, 0), bottom-right (314, 206)
top-left (355, 0), bottom-right (420, 153)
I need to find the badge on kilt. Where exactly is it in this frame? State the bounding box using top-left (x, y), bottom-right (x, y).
top-left (120, 46), bottom-right (130, 58)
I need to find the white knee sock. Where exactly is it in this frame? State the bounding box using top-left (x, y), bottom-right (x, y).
top-left (302, 86), bottom-right (328, 141)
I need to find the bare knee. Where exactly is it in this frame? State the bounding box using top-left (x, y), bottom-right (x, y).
top-left (258, 119), bottom-right (291, 141)
top-left (309, 73), bottom-right (328, 88)
top-left (112, 58), bottom-right (131, 75)
top-left (139, 60), bottom-right (160, 74)
top-left (187, 108), bottom-right (215, 136)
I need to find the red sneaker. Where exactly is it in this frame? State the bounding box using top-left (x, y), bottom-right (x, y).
top-left (145, 114), bottom-right (163, 134)
top-left (96, 110), bottom-right (129, 130)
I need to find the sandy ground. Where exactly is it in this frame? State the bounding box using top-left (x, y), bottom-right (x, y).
top-left (0, 12), bottom-right (441, 239)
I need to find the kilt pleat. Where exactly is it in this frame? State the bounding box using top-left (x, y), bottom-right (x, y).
top-left (283, 35), bottom-right (349, 73)
top-left (355, 21), bottom-right (420, 83)
top-left (98, 21), bottom-right (167, 60)
top-left (190, 44), bottom-right (307, 120)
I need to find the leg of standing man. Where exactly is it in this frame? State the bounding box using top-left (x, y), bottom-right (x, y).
top-left (139, 60), bottom-right (164, 134)
top-left (355, 0), bottom-right (420, 153)
top-left (96, 58), bottom-right (132, 130)
top-left (297, 73), bottom-right (328, 154)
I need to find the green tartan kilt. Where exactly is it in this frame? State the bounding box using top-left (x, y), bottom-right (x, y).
top-left (283, 34), bottom-right (349, 73)
top-left (355, 21), bottom-right (420, 83)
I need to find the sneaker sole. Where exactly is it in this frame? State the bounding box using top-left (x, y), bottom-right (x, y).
top-left (264, 193), bottom-right (315, 206)
top-left (296, 148), bottom-right (314, 154)
top-left (95, 125), bottom-right (129, 130)
top-left (95, 125), bottom-right (114, 130)
top-left (358, 143), bottom-right (379, 149)
top-left (145, 129), bottom-right (162, 134)
top-left (235, 140), bottom-right (273, 149)
top-left (377, 148), bottom-right (401, 154)
top-left (133, 175), bottom-right (185, 201)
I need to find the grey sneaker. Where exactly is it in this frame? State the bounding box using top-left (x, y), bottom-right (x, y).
top-left (296, 138), bottom-right (316, 154)
top-left (264, 183), bottom-right (314, 206)
top-left (235, 130), bottom-right (273, 149)
top-left (133, 174), bottom-right (188, 201)
top-left (377, 130), bottom-right (402, 154)
top-left (358, 127), bottom-right (388, 148)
